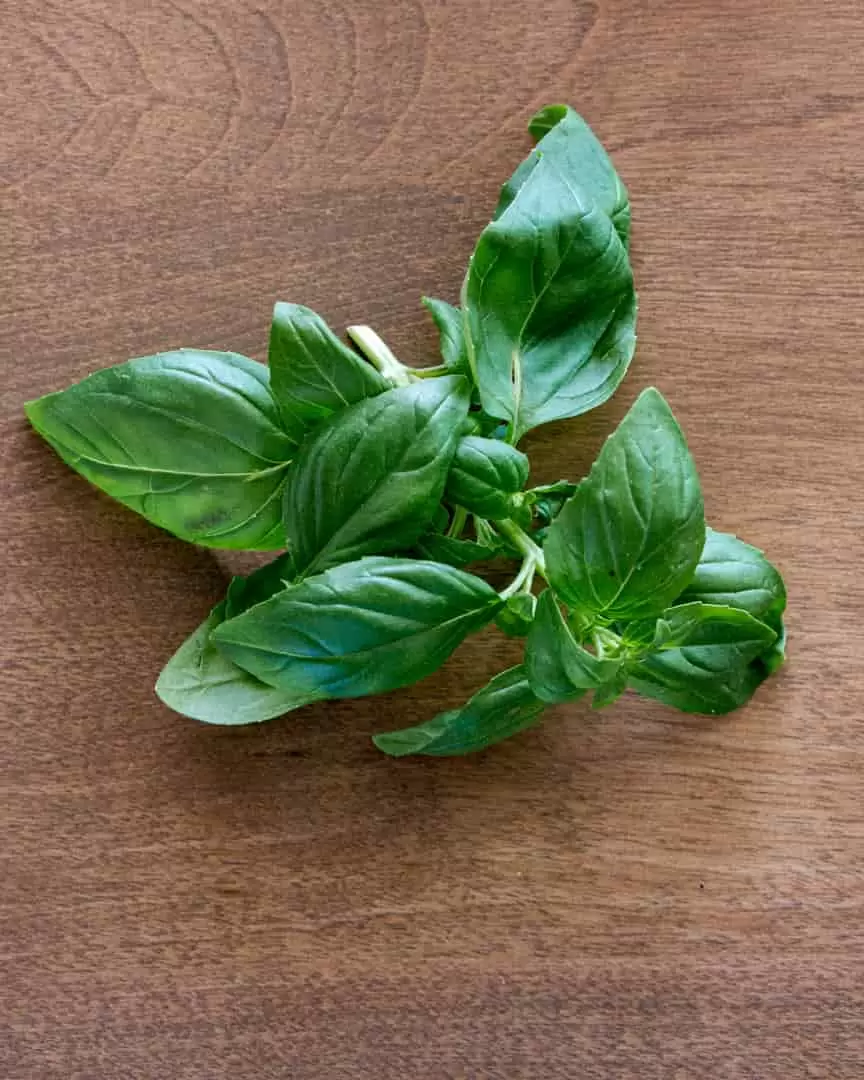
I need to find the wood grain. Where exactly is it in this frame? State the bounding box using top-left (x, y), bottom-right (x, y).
top-left (2, 1), bottom-right (863, 1076)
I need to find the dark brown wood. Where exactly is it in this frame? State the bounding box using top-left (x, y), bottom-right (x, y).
top-left (2, 1), bottom-right (862, 1076)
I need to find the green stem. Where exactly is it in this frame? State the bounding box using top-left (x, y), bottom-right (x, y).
top-left (347, 325), bottom-right (414, 386)
top-left (412, 364), bottom-right (450, 379)
top-left (500, 556), bottom-right (537, 601)
top-left (447, 506), bottom-right (468, 539)
top-left (497, 518), bottom-right (546, 577)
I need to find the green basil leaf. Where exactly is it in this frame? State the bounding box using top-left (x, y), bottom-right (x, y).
top-left (373, 665), bottom-right (546, 757)
top-left (444, 435), bottom-right (530, 520)
top-left (525, 590), bottom-right (620, 704)
top-left (495, 105), bottom-right (631, 249)
top-left (224, 552), bottom-right (295, 620)
top-left (544, 388), bottom-right (705, 621)
top-left (283, 376), bottom-right (470, 575)
top-left (156, 602), bottom-right (317, 725)
top-left (530, 481), bottom-right (580, 528)
top-left (212, 557), bottom-right (502, 700)
top-left (415, 532), bottom-right (500, 568)
top-left (495, 591), bottom-right (537, 637)
top-left (464, 148), bottom-right (636, 440)
top-left (267, 302), bottom-right (388, 435)
top-left (651, 602), bottom-right (778, 657)
top-left (591, 668), bottom-right (628, 710)
top-left (628, 658), bottom-right (771, 717)
top-left (25, 351), bottom-right (296, 550)
top-left (628, 603), bottom-right (778, 716)
top-left (677, 528), bottom-right (786, 629)
top-left (422, 296), bottom-right (469, 375)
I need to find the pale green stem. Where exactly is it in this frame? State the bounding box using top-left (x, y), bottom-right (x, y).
top-left (593, 626), bottom-right (623, 658)
top-left (500, 556), bottom-right (537, 602)
top-left (447, 506), bottom-right (468, 539)
top-left (347, 325), bottom-right (414, 386)
top-left (412, 364), bottom-right (450, 379)
top-left (497, 518), bottom-right (546, 577)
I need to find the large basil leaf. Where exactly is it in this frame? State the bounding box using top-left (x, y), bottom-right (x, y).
top-left (444, 436), bottom-right (529, 520)
top-left (544, 388), bottom-right (705, 621)
top-left (212, 557), bottom-right (502, 700)
top-left (283, 376), bottom-right (470, 575)
top-left (373, 665), bottom-right (546, 757)
top-left (156, 602), bottom-right (316, 725)
top-left (422, 297), bottom-right (469, 375)
top-left (464, 145), bottom-right (636, 440)
top-left (267, 302), bottom-right (388, 435)
top-left (525, 590), bottom-right (620, 704)
top-left (495, 105), bottom-right (630, 249)
top-left (678, 528), bottom-right (786, 630)
top-left (628, 602), bottom-right (778, 716)
top-left (25, 351), bottom-right (296, 550)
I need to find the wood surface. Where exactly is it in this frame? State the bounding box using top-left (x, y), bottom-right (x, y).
top-left (2, 1), bottom-right (862, 1076)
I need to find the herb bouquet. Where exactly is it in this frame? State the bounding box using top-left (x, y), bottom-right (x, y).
top-left (25, 106), bottom-right (786, 756)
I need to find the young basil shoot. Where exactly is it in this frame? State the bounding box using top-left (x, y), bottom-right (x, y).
top-left (25, 104), bottom-right (787, 757)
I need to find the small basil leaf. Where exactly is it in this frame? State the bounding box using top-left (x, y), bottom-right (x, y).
top-left (545, 388), bottom-right (705, 621)
top-left (422, 297), bottom-right (469, 375)
top-left (525, 591), bottom-right (620, 704)
top-left (678, 528), bottom-right (786, 629)
top-left (628, 603), bottom-right (778, 716)
top-left (512, 105), bottom-right (631, 249)
top-left (495, 591), bottom-right (537, 638)
top-left (444, 436), bottom-right (530, 520)
top-left (156, 603), bottom-right (317, 725)
top-left (224, 552), bottom-right (295, 620)
top-left (651, 602), bottom-right (777, 657)
top-left (212, 557), bottom-right (503, 700)
top-left (267, 302), bottom-right (389, 435)
top-left (530, 481), bottom-right (580, 527)
top-left (465, 149), bottom-right (636, 440)
top-left (283, 376), bottom-right (470, 575)
top-left (415, 533), bottom-right (500, 568)
top-left (373, 665), bottom-right (546, 757)
top-left (25, 351), bottom-right (296, 550)
top-left (591, 668), bottom-right (628, 710)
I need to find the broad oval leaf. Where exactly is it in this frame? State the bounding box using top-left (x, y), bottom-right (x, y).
top-left (267, 302), bottom-right (389, 435)
top-left (25, 350), bottom-right (296, 550)
top-left (283, 376), bottom-right (470, 576)
top-left (464, 147), bottom-right (636, 440)
top-left (445, 435), bottom-right (530, 520)
top-left (678, 528), bottom-right (786, 629)
top-left (156, 602), bottom-right (318, 725)
top-left (628, 602), bottom-right (778, 716)
top-left (373, 665), bottom-right (546, 757)
top-left (212, 557), bottom-right (503, 700)
top-left (545, 388), bottom-right (705, 621)
top-left (525, 590), bottom-right (620, 704)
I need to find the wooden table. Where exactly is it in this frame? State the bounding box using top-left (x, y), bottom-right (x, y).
top-left (2, 2), bottom-right (862, 1076)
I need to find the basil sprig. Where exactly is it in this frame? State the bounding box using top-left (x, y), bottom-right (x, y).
top-left (26, 105), bottom-right (787, 757)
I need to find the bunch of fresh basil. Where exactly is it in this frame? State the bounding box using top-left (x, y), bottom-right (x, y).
top-left (24, 105), bottom-right (786, 756)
